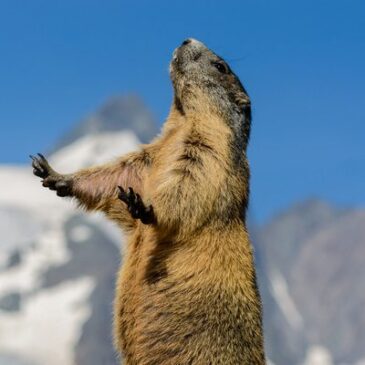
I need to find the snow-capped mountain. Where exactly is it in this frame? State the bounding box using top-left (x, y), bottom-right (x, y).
top-left (52, 94), bottom-right (159, 152)
top-left (0, 95), bottom-right (364, 365)
top-left (0, 95), bottom-right (157, 365)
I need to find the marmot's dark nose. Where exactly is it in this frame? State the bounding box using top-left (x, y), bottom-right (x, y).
top-left (182, 39), bottom-right (192, 46)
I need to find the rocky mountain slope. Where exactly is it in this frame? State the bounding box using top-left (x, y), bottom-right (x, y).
top-left (0, 95), bottom-right (364, 365)
top-left (256, 200), bottom-right (365, 365)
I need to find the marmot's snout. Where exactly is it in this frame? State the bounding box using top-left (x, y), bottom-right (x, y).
top-left (181, 38), bottom-right (202, 46)
top-left (170, 38), bottom-right (250, 114)
top-left (171, 38), bottom-right (206, 70)
top-left (181, 38), bottom-right (193, 46)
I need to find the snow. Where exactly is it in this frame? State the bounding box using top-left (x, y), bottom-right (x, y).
top-left (0, 166), bottom-right (68, 210)
top-left (0, 353), bottom-right (34, 365)
top-left (0, 129), bottom-right (137, 294)
top-left (0, 210), bottom-right (71, 294)
top-left (0, 253), bottom-right (8, 269)
top-left (302, 346), bottom-right (333, 365)
top-left (87, 212), bottom-right (123, 248)
top-left (0, 277), bottom-right (95, 365)
top-left (0, 131), bottom-right (139, 212)
top-left (69, 225), bottom-right (92, 242)
top-left (269, 269), bottom-right (303, 330)
top-left (0, 123), bottom-right (142, 364)
top-left (0, 205), bottom-right (42, 251)
top-left (50, 131), bottom-right (140, 172)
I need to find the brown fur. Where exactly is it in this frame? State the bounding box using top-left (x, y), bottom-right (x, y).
top-left (32, 39), bottom-right (266, 364)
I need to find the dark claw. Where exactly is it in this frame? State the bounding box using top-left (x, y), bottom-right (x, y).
top-left (117, 186), bottom-right (155, 224)
top-left (30, 154), bottom-right (49, 178)
top-left (46, 182), bottom-right (57, 191)
top-left (42, 179), bottom-right (50, 187)
top-left (30, 156), bottom-right (42, 171)
top-left (33, 168), bottom-right (43, 178)
top-left (127, 187), bottom-right (134, 199)
top-left (55, 180), bottom-right (71, 197)
top-left (30, 153), bottom-right (73, 197)
top-left (118, 186), bottom-right (128, 203)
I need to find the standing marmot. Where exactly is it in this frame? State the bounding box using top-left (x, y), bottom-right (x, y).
top-left (31, 38), bottom-right (266, 364)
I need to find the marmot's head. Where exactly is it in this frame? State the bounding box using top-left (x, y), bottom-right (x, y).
top-left (170, 38), bottom-right (252, 151)
top-left (170, 39), bottom-right (250, 120)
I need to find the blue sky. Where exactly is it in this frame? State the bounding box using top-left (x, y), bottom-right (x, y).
top-left (0, 0), bottom-right (364, 222)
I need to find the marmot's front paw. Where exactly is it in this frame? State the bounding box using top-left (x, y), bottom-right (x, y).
top-left (118, 186), bottom-right (155, 224)
top-left (30, 153), bottom-right (73, 197)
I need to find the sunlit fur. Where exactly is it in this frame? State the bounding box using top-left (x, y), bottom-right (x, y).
top-left (34, 39), bottom-right (265, 364)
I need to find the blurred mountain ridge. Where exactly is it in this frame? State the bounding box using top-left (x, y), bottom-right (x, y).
top-left (256, 199), bottom-right (365, 365)
top-left (52, 94), bottom-right (159, 153)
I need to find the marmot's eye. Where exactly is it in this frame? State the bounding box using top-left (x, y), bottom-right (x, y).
top-left (213, 62), bottom-right (227, 74)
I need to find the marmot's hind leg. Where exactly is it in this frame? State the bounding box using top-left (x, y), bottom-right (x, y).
top-left (118, 186), bottom-right (154, 224)
top-left (30, 153), bottom-right (72, 197)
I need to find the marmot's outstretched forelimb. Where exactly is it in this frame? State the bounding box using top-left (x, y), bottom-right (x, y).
top-left (31, 150), bottom-right (152, 230)
top-left (32, 38), bottom-right (266, 365)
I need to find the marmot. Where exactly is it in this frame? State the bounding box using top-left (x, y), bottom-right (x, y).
top-left (31, 38), bottom-right (266, 365)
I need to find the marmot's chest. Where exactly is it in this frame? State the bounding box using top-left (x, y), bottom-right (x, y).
top-left (116, 235), bottom-right (264, 365)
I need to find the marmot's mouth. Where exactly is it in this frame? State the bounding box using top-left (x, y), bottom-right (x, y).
top-left (170, 48), bottom-right (182, 78)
